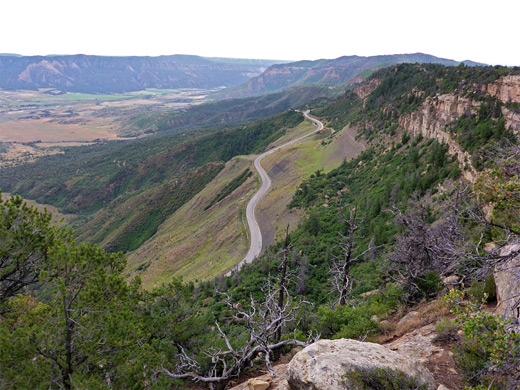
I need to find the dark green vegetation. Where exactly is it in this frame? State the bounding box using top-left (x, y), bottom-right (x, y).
top-left (2, 64), bottom-right (520, 389)
top-left (216, 52), bottom-right (483, 99)
top-left (205, 168), bottom-right (252, 211)
top-left (0, 54), bottom-right (281, 93)
top-left (315, 63), bottom-right (520, 135)
top-left (446, 289), bottom-right (520, 390)
top-left (449, 97), bottom-right (515, 170)
top-left (280, 138), bottom-right (461, 303)
top-left (76, 163), bottom-right (224, 253)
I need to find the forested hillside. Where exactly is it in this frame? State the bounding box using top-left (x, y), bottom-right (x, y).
top-left (2, 64), bottom-right (520, 389)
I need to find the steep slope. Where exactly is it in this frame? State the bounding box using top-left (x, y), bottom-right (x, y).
top-left (127, 156), bottom-right (256, 286)
top-left (218, 64), bottom-right (520, 306)
top-left (127, 117), bottom-right (365, 286)
top-left (0, 54), bottom-right (283, 93)
top-left (75, 163), bottom-right (224, 253)
top-left (215, 53), bottom-right (485, 99)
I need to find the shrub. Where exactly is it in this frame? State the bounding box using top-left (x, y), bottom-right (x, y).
top-left (467, 273), bottom-right (497, 302)
top-left (317, 305), bottom-right (378, 340)
top-left (433, 319), bottom-right (459, 344)
top-left (343, 366), bottom-right (430, 390)
top-left (445, 289), bottom-right (520, 389)
top-left (417, 271), bottom-right (443, 298)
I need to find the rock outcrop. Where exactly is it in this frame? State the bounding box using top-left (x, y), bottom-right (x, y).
top-left (398, 93), bottom-right (480, 182)
top-left (482, 75), bottom-right (520, 104)
top-left (398, 74), bottom-right (520, 183)
top-left (287, 339), bottom-right (435, 390)
top-left (397, 311), bottom-right (419, 326)
top-left (495, 244), bottom-right (520, 319)
top-left (386, 324), bottom-right (462, 389)
top-left (0, 54), bottom-right (277, 93)
top-left (229, 364), bottom-right (289, 390)
top-left (354, 78), bottom-right (381, 100)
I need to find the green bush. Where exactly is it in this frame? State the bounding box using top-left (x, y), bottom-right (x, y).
top-left (343, 366), bottom-right (430, 390)
top-left (454, 337), bottom-right (493, 388)
top-left (433, 319), bottom-right (459, 343)
top-left (416, 271), bottom-right (443, 299)
top-left (446, 289), bottom-right (520, 389)
top-left (467, 273), bottom-right (497, 302)
top-left (317, 305), bottom-right (378, 340)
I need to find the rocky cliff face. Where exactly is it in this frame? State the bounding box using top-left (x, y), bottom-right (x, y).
top-left (354, 78), bottom-right (381, 100)
top-left (0, 54), bottom-right (277, 93)
top-left (397, 75), bottom-right (520, 183)
top-left (481, 75), bottom-right (520, 104)
top-left (398, 94), bottom-right (479, 182)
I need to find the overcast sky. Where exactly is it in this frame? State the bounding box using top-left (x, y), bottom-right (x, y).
top-left (1, 0), bottom-right (518, 66)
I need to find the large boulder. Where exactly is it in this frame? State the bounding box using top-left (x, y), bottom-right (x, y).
top-left (287, 339), bottom-right (435, 390)
top-left (495, 244), bottom-right (520, 319)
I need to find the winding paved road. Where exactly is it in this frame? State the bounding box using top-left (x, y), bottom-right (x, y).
top-left (227, 110), bottom-right (323, 275)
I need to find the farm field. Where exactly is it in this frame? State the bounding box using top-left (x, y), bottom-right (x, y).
top-left (0, 88), bottom-right (214, 163)
top-left (0, 88), bottom-right (212, 141)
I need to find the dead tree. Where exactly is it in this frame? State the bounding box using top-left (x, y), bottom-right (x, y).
top-left (387, 198), bottom-right (455, 303)
top-left (295, 254), bottom-right (309, 296)
top-left (330, 202), bottom-right (368, 306)
top-left (153, 282), bottom-right (317, 390)
top-left (275, 225), bottom-right (291, 344)
top-left (386, 188), bottom-right (517, 303)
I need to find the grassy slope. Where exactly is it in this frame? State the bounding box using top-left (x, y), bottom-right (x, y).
top-left (127, 118), bottom-right (366, 287)
top-left (126, 156), bottom-right (256, 287)
top-left (257, 121), bottom-right (366, 247)
top-left (128, 85), bottom-right (332, 135)
top-left (0, 192), bottom-right (74, 226)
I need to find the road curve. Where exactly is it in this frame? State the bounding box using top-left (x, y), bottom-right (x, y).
top-left (227, 110), bottom-right (323, 275)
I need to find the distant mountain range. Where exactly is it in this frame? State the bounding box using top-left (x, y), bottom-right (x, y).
top-left (0, 54), bottom-right (285, 93)
top-left (215, 53), bottom-right (486, 99)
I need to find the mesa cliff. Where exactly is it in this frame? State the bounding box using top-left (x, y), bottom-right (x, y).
top-left (396, 75), bottom-right (520, 182)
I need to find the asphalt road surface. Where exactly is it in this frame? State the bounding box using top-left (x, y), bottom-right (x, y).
top-left (227, 110), bottom-right (323, 275)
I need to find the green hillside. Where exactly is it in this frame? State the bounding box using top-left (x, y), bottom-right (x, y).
top-left (120, 84), bottom-right (332, 136)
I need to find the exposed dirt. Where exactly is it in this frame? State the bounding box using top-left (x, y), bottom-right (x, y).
top-left (378, 300), bottom-right (463, 390)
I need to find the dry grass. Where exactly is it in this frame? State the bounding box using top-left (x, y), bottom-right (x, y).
top-left (0, 89), bottom-right (211, 144)
top-left (396, 301), bottom-right (452, 336)
top-left (257, 121), bottom-right (366, 246)
top-left (126, 156), bottom-right (256, 288)
top-left (379, 299), bottom-right (453, 343)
